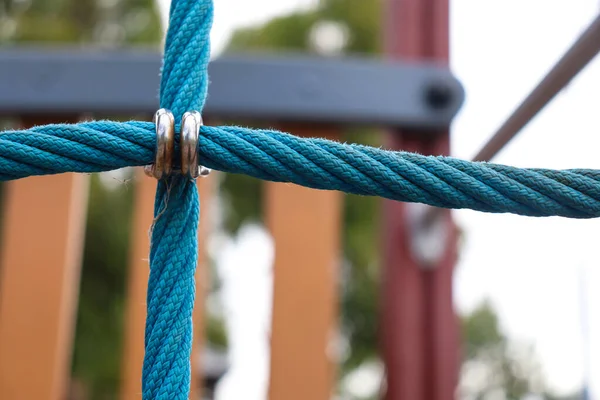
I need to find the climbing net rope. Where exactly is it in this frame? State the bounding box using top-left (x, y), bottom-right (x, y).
top-left (1, 0), bottom-right (599, 398)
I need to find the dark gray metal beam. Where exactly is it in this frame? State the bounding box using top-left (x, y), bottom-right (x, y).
top-left (0, 49), bottom-right (464, 128)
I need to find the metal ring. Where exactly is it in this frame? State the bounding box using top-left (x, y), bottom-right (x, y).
top-left (181, 111), bottom-right (211, 179)
top-left (144, 109), bottom-right (175, 179)
top-left (181, 111), bottom-right (201, 178)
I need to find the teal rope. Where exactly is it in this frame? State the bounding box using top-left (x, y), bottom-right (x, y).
top-left (1, 122), bottom-right (600, 219)
top-left (142, 1), bottom-right (212, 399)
top-left (0, 0), bottom-right (599, 398)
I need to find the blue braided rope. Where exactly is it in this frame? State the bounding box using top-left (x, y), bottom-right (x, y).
top-left (160, 0), bottom-right (212, 121)
top-left (142, 1), bottom-right (212, 399)
top-left (1, 121), bottom-right (600, 219)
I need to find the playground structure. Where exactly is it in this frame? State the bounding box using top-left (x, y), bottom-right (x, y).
top-left (0, 0), bottom-right (598, 399)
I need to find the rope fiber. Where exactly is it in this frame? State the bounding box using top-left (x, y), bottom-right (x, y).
top-left (1, 0), bottom-right (599, 398)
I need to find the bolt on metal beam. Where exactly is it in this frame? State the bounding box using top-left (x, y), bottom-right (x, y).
top-left (415, 14), bottom-right (600, 239)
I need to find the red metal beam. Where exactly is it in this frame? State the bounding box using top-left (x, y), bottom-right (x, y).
top-left (381, 0), bottom-right (458, 400)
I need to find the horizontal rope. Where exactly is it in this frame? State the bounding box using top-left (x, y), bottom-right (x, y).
top-left (1, 120), bottom-right (599, 218)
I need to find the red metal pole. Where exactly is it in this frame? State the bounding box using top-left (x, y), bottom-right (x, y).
top-left (381, 0), bottom-right (458, 399)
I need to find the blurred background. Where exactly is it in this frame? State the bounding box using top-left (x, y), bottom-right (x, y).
top-left (0, 0), bottom-right (599, 400)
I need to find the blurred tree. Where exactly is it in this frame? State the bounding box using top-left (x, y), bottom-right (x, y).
top-left (460, 300), bottom-right (544, 400)
top-left (0, 0), bottom-right (161, 44)
top-left (460, 301), bottom-right (585, 400)
top-left (227, 0), bottom-right (381, 54)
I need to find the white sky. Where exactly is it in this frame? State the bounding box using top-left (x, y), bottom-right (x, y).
top-left (159, 0), bottom-right (600, 398)
top-left (451, 0), bottom-right (600, 396)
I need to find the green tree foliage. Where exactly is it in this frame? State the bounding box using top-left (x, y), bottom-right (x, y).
top-left (460, 301), bottom-right (543, 400)
top-left (227, 0), bottom-right (381, 54)
top-left (0, 0), bottom-right (161, 44)
top-left (460, 302), bottom-right (584, 400)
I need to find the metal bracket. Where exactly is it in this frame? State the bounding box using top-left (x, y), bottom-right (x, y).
top-left (406, 203), bottom-right (449, 268)
top-left (0, 49), bottom-right (464, 128)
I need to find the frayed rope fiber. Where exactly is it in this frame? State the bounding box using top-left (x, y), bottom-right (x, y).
top-left (1, 0), bottom-right (599, 398)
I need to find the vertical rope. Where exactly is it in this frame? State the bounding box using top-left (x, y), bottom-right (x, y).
top-left (142, 1), bottom-right (213, 399)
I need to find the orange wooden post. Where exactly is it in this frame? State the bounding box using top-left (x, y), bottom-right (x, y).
top-left (266, 124), bottom-right (342, 400)
top-left (121, 170), bottom-right (214, 400)
top-left (0, 118), bottom-right (89, 400)
top-left (190, 175), bottom-right (215, 399)
top-left (120, 170), bottom-right (156, 400)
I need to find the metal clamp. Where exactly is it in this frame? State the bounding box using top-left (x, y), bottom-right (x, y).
top-left (180, 111), bottom-right (211, 179)
top-left (144, 109), bottom-right (175, 179)
top-left (145, 108), bottom-right (211, 180)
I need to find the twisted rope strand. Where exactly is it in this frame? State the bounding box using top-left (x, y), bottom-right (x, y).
top-left (0, 122), bottom-right (599, 218)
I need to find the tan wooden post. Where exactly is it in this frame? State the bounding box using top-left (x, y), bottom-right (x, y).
top-left (266, 124), bottom-right (342, 400)
top-left (190, 175), bottom-right (215, 400)
top-left (0, 118), bottom-right (90, 400)
top-left (121, 170), bottom-right (214, 400)
top-left (120, 170), bottom-right (156, 400)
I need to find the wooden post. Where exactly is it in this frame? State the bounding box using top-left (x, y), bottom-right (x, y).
top-left (266, 124), bottom-right (342, 400)
top-left (382, 0), bottom-right (459, 399)
top-left (121, 170), bottom-right (214, 400)
top-left (120, 170), bottom-right (155, 400)
top-left (190, 175), bottom-right (215, 400)
top-left (0, 118), bottom-right (89, 400)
